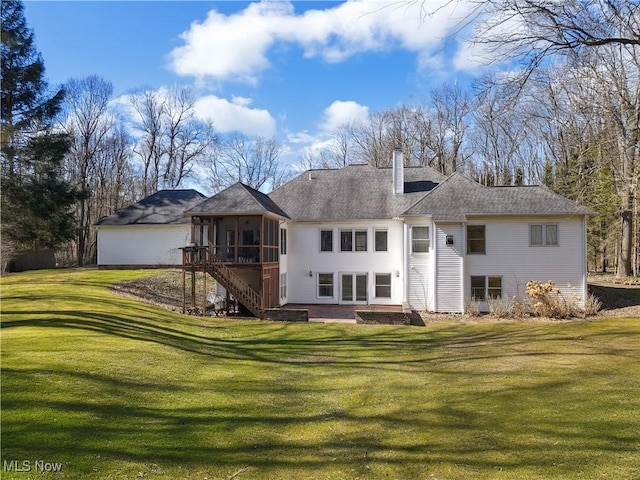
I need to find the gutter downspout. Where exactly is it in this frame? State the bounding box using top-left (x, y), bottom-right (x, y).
top-left (403, 221), bottom-right (409, 305)
top-left (582, 215), bottom-right (588, 307)
top-left (461, 220), bottom-right (467, 314)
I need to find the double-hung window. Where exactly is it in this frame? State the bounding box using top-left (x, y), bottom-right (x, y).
top-left (318, 273), bottom-right (334, 298)
top-left (375, 274), bottom-right (392, 298)
top-left (467, 225), bottom-right (486, 254)
top-left (530, 224), bottom-right (558, 246)
top-left (411, 226), bottom-right (430, 253)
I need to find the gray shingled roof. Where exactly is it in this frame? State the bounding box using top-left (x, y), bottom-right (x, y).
top-left (103, 168), bottom-right (592, 227)
top-left (269, 164), bottom-right (446, 221)
top-left (96, 189), bottom-right (205, 226)
top-left (186, 182), bottom-right (289, 219)
top-left (404, 173), bottom-right (594, 220)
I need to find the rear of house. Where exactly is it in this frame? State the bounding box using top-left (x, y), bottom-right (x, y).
top-left (97, 156), bottom-right (591, 316)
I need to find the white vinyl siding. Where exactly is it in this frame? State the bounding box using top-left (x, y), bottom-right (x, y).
top-left (435, 224), bottom-right (464, 313)
top-left (466, 216), bottom-right (587, 308)
top-left (408, 220), bottom-right (434, 312)
top-left (97, 225), bottom-right (190, 266)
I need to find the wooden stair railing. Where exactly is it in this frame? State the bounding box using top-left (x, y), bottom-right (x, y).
top-left (182, 246), bottom-right (264, 318)
top-left (206, 255), bottom-right (264, 319)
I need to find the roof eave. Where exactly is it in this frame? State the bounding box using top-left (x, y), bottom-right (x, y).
top-left (185, 211), bottom-right (290, 220)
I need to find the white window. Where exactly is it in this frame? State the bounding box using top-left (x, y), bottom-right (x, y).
top-left (411, 226), bottom-right (430, 253)
top-left (280, 228), bottom-right (287, 255)
top-left (467, 225), bottom-right (486, 254)
top-left (471, 276), bottom-right (502, 300)
top-left (374, 229), bottom-right (388, 252)
top-left (280, 273), bottom-right (287, 299)
top-left (318, 273), bottom-right (334, 298)
top-left (320, 230), bottom-right (333, 252)
top-left (530, 224), bottom-right (558, 246)
top-left (340, 229), bottom-right (367, 252)
top-left (375, 273), bottom-right (392, 298)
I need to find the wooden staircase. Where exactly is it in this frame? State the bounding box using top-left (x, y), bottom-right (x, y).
top-left (206, 255), bottom-right (264, 318)
top-left (181, 246), bottom-right (264, 318)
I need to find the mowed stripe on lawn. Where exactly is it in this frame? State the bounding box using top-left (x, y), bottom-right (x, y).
top-left (1, 269), bottom-right (639, 479)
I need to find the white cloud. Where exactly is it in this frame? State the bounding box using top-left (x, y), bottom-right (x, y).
top-left (194, 95), bottom-right (276, 137)
top-left (320, 100), bottom-right (369, 132)
top-left (168, 0), bottom-right (478, 83)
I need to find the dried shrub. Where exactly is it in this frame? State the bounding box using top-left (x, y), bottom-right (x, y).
top-left (486, 297), bottom-right (512, 318)
top-left (510, 296), bottom-right (532, 318)
top-left (584, 294), bottom-right (602, 316)
top-left (526, 280), bottom-right (579, 319)
top-left (464, 298), bottom-right (481, 317)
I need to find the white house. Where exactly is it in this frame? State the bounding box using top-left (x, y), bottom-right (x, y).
top-left (100, 155), bottom-right (592, 316)
top-left (96, 189), bottom-right (205, 267)
top-left (265, 153), bottom-right (591, 314)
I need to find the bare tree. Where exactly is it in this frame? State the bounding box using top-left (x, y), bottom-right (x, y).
top-left (471, 0), bottom-right (640, 84)
top-left (161, 85), bottom-right (216, 189)
top-left (349, 109), bottom-right (397, 167)
top-left (63, 75), bottom-right (113, 265)
top-left (207, 132), bottom-right (283, 192)
top-left (129, 88), bottom-right (165, 196)
top-left (430, 84), bottom-right (473, 174)
top-left (130, 86), bottom-right (216, 194)
top-left (319, 124), bottom-right (355, 168)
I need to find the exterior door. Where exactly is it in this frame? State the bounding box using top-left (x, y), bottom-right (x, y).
top-left (341, 273), bottom-right (368, 304)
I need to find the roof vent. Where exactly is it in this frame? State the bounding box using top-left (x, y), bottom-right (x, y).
top-left (392, 149), bottom-right (404, 195)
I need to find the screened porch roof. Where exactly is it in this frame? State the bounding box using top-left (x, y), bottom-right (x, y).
top-left (185, 182), bottom-right (289, 220)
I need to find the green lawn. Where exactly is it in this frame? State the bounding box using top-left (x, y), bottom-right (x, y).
top-left (1, 269), bottom-right (639, 479)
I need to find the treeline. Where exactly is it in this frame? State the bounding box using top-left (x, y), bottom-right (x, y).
top-left (1, 0), bottom-right (638, 277)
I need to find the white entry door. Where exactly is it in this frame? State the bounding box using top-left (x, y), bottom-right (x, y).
top-left (341, 273), bottom-right (368, 304)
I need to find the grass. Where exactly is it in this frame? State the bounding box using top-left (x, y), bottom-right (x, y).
top-left (1, 268), bottom-right (639, 479)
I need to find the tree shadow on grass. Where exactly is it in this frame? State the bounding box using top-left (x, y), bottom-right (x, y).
top-left (589, 283), bottom-right (640, 310)
top-left (2, 365), bottom-right (638, 479)
top-left (3, 271), bottom-right (640, 477)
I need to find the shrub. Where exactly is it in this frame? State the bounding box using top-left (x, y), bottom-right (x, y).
top-left (486, 297), bottom-right (512, 318)
top-left (464, 298), bottom-right (481, 317)
top-left (526, 280), bottom-right (579, 319)
top-left (584, 294), bottom-right (602, 316)
top-left (510, 296), bottom-right (532, 318)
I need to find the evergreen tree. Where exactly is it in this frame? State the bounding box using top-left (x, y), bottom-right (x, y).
top-left (1, 0), bottom-right (81, 261)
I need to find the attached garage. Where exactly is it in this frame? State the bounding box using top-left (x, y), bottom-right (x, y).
top-left (96, 189), bottom-right (205, 267)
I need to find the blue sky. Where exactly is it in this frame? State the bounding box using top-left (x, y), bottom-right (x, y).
top-left (24, 1), bottom-right (488, 168)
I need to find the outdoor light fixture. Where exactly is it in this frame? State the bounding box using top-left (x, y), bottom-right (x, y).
top-left (309, 270), bottom-right (313, 277)
top-left (395, 270), bottom-right (400, 277)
